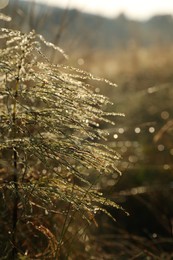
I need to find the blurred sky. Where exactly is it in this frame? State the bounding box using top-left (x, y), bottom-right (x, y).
top-left (25, 0), bottom-right (173, 20)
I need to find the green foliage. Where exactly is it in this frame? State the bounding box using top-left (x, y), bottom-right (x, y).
top-left (0, 14), bottom-right (122, 258)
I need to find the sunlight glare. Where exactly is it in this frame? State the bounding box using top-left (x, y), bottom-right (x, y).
top-left (0, 0), bottom-right (9, 9)
top-left (33, 0), bottom-right (173, 20)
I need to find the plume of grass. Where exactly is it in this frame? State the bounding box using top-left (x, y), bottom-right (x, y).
top-left (0, 15), bottom-right (123, 258)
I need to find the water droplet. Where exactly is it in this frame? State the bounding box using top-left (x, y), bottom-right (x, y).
top-left (163, 164), bottom-right (170, 170)
top-left (128, 155), bottom-right (138, 163)
top-left (161, 111), bottom-right (169, 120)
top-left (170, 149), bottom-right (173, 155)
top-left (157, 144), bottom-right (165, 151)
top-left (95, 87), bottom-right (100, 93)
top-left (152, 233), bottom-right (158, 238)
top-left (121, 146), bottom-right (127, 153)
top-left (118, 128), bottom-right (124, 134)
top-left (134, 127), bottom-right (141, 134)
top-left (149, 127), bottom-right (155, 133)
top-left (107, 179), bottom-right (116, 186)
top-left (148, 86), bottom-right (157, 94)
top-left (77, 58), bottom-right (84, 66)
top-left (42, 169), bottom-right (47, 174)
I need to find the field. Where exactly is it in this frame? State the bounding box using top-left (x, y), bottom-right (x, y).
top-left (83, 46), bottom-right (173, 258)
top-left (1, 1), bottom-right (173, 259)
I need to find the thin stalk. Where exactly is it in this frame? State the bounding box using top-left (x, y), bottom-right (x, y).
top-left (56, 202), bottom-right (72, 257)
top-left (11, 77), bottom-right (19, 259)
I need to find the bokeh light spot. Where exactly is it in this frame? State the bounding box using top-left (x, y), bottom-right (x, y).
top-left (135, 127), bottom-right (141, 134)
top-left (149, 127), bottom-right (155, 133)
top-left (77, 58), bottom-right (84, 66)
top-left (95, 87), bottom-right (100, 93)
top-left (163, 164), bottom-right (170, 170)
top-left (157, 144), bottom-right (165, 151)
top-left (0, 0), bottom-right (9, 9)
top-left (128, 155), bottom-right (138, 163)
top-left (118, 127), bottom-right (125, 134)
top-left (152, 233), bottom-right (158, 239)
top-left (161, 111), bottom-right (169, 120)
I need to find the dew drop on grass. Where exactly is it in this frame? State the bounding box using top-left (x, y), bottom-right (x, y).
top-left (161, 111), bottom-right (169, 120)
top-left (113, 134), bottom-right (118, 139)
top-left (134, 127), bottom-right (141, 134)
top-left (157, 144), bottom-right (165, 151)
top-left (149, 127), bottom-right (155, 133)
top-left (118, 128), bottom-right (124, 134)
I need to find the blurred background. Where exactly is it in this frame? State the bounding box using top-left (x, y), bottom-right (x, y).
top-left (2, 0), bottom-right (173, 258)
